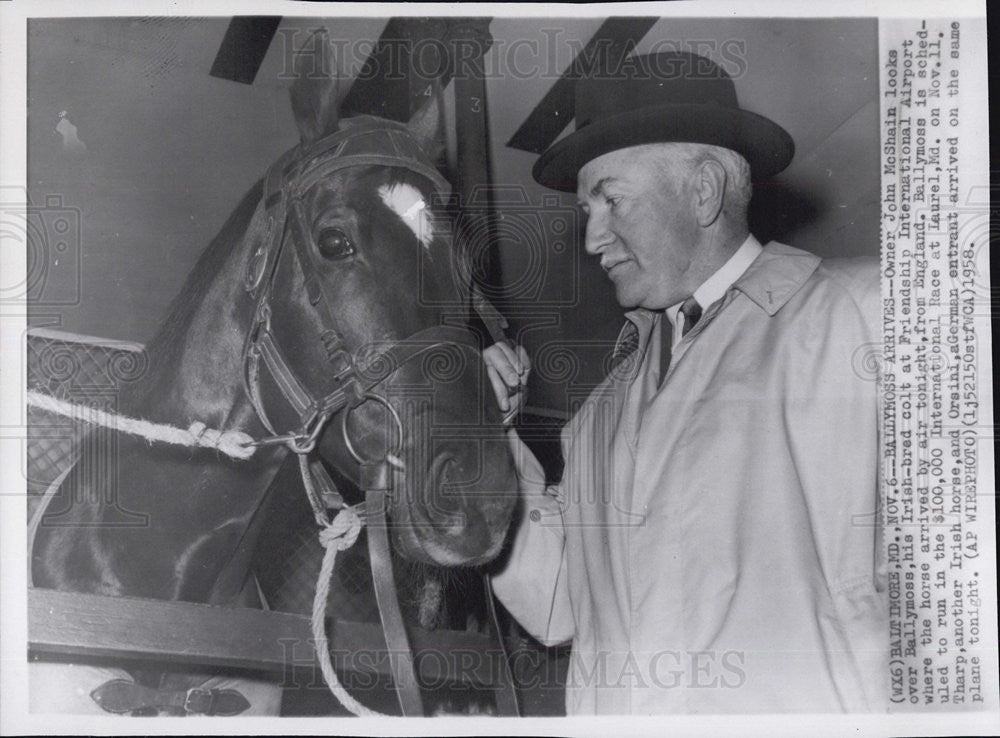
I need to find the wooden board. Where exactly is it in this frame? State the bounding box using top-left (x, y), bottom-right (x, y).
top-left (28, 588), bottom-right (502, 688)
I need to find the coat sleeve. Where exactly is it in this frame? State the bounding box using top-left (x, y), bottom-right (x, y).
top-left (490, 429), bottom-right (575, 646)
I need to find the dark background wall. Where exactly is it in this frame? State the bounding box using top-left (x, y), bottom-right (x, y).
top-left (27, 16), bottom-right (879, 417)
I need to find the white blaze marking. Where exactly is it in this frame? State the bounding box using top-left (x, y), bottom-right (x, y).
top-left (378, 183), bottom-right (434, 249)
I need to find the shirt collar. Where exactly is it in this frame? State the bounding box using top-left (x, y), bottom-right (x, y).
top-left (692, 234), bottom-right (763, 311)
top-left (664, 234), bottom-right (762, 333)
top-left (623, 237), bottom-right (822, 337)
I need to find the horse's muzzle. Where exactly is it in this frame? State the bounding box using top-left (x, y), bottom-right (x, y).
top-left (394, 445), bottom-right (517, 567)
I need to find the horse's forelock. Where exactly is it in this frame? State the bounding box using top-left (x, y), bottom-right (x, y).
top-left (348, 165), bottom-right (451, 250)
top-left (335, 164), bottom-right (473, 323)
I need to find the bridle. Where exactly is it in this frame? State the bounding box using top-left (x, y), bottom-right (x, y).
top-left (238, 117), bottom-right (516, 716)
top-left (241, 117), bottom-right (507, 474)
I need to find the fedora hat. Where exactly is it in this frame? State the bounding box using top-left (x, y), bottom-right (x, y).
top-left (532, 51), bottom-right (794, 192)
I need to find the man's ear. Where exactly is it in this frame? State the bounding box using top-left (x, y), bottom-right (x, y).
top-left (694, 158), bottom-right (727, 227)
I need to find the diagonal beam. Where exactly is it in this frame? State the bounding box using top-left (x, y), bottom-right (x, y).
top-left (341, 18), bottom-right (454, 122)
top-left (210, 16), bottom-right (282, 85)
top-left (506, 17), bottom-right (658, 154)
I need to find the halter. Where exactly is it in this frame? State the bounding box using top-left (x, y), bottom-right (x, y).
top-left (241, 117), bottom-right (507, 466)
top-left (239, 118), bottom-right (516, 717)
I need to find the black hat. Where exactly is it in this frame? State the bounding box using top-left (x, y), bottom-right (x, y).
top-left (532, 51), bottom-right (795, 192)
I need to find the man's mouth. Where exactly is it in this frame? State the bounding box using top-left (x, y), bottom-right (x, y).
top-left (603, 259), bottom-right (629, 275)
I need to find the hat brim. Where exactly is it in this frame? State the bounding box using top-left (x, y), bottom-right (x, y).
top-left (532, 103), bottom-right (795, 192)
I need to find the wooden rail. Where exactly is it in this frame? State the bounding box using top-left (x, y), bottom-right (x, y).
top-left (28, 588), bottom-right (504, 688)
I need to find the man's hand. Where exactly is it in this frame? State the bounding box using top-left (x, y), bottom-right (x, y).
top-left (483, 341), bottom-right (530, 425)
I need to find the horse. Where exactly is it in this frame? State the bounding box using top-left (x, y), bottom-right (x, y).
top-left (28, 35), bottom-right (518, 717)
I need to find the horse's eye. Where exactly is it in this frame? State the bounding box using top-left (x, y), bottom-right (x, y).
top-left (316, 228), bottom-right (355, 260)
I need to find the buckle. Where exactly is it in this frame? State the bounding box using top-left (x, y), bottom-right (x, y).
top-left (183, 687), bottom-right (215, 715)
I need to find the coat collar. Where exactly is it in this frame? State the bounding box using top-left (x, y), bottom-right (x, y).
top-left (623, 239), bottom-right (821, 334)
top-left (732, 240), bottom-right (821, 316)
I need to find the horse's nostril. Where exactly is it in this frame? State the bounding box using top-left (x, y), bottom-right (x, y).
top-left (428, 451), bottom-right (453, 486)
top-left (397, 444), bottom-right (516, 566)
top-left (434, 453), bottom-right (453, 482)
top-left (423, 452), bottom-right (464, 522)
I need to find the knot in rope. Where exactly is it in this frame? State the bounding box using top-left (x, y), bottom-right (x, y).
top-left (187, 421), bottom-right (256, 460)
top-left (310, 500), bottom-right (384, 716)
top-left (318, 506), bottom-right (363, 551)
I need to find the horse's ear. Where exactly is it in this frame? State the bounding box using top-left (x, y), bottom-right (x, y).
top-left (289, 29), bottom-right (340, 145)
top-left (407, 83), bottom-right (445, 162)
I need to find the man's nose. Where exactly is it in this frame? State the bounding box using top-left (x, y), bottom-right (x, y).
top-left (583, 213), bottom-right (614, 255)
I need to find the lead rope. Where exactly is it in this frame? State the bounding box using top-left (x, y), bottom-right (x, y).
top-left (26, 390), bottom-right (257, 460)
top-left (310, 507), bottom-right (386, 716)
top-left (296, 454), bottom-right (389, 717)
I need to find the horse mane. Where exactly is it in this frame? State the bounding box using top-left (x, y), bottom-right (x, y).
top-left (122, 179), bottom-right (264, 403)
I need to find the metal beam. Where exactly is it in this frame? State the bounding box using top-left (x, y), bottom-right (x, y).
top-left (448, 18), bottom-right (504, 305)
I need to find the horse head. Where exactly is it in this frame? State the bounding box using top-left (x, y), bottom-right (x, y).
top-left (243, 35), bottom-right (517, 567)
top-left (28, 30), bottom-right (520, 717)
top-left (33, 33), bottom-right (516, 607)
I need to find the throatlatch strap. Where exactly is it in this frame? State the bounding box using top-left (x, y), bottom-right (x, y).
top-left (257, 329), bottom-right (315, 419)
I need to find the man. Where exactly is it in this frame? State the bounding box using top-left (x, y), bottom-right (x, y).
top-left (484, 51), bottom-right (886, 714)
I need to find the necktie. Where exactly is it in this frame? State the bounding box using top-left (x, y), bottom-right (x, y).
top-left (680, 296), bottom-right (702, 335)
top-left (659, 296), bottom-right (702, 384)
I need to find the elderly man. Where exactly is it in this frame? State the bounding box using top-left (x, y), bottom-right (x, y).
top-left (484, 51), bottom-right (886, 714)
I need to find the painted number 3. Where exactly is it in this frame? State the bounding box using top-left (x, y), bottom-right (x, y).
top-left (470, 97), bottom-right (481, 112)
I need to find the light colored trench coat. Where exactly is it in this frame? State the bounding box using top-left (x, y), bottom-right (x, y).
top-left (493, 241), bottom-right (887, 714)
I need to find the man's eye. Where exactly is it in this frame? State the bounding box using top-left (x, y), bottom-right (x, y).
top-left (317, 228), bottom-right (355, 259)
top-left (606, 196), bottom-right (622, 209)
